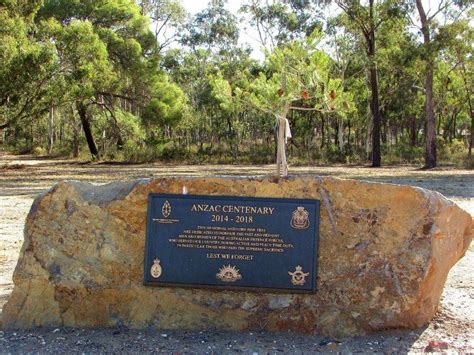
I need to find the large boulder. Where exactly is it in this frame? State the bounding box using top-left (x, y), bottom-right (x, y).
top-left (2, 176), bottom-right (472, 336)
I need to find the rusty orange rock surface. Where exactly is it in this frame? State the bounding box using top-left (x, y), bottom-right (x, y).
top-left (2, 177), bottom-right (472, 336)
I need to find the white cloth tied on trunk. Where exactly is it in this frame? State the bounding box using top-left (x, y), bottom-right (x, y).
top-left (285, 118), bottom-right (292, 143)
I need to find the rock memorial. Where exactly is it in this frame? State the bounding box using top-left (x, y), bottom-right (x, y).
top-left (2, 176), bottom-right (472, 336)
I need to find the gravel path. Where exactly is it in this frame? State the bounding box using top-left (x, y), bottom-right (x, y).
top-left (0, 154), bottom-right (473, 353)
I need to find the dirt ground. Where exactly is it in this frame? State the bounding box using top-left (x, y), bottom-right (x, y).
top-left (0, 153), bottom-right (473, 353)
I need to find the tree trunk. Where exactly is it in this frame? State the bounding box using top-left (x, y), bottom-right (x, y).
top-left (452, 111), bottom-right (457, 141)
top-left (416, 0), bottom-right (437, 168)
top-left (424, 67), bottom-right (437, 168)
top-left (367, 64), bottom-right (381, 167)
top-left (59, 110), bottom-right (64, 143)
top-left (110, 113), bottom-right (124, 149)
top-left (276, 56), bottom-right (290, 177)
top-left (276, 115), bottom-right (288, 176)
top-left (381, 111), bottom-right (387, 145)
top-left (73, 127), bottom-right (79, 158)
top-left (470, 109), bottom-right (474, 158)
top-left (29, 119), bottom-right (34, 151)
top-left (48, 105), bottom-right (54, 154)
top-left (365, 115), bottom-right (372, 160)
top-left (320, 113), bottom-right (325, 149)
top-left (347, 119), bottom-right (351, 149)
top-left (337, 117), bottom-right (344, 152)
top-left (76, 101), bottom-right (100, 159)
top-left (409, 117), bottom-right (417, 146)
top-left (368, 0), bottom-right (381, 167)
top-left (102, 130), bottom-right (106, 155)
top-left (70, 106), bottom-right (79, 158)
top-left (460, 59), bottom-right (473, 158)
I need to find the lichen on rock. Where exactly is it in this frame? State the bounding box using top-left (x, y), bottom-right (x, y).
top-left (2, 176), bottom-right (472, 336)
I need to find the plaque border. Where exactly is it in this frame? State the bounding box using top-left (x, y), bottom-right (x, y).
top-left (143, 193), bottom-right (320, 294)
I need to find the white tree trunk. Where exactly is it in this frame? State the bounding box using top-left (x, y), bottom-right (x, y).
top-left (275, 108), bottom-right (291, 177)
top-left (276, 116), bottom-right (288, 176)
top-left (337, 118), bottom-right (344, 152)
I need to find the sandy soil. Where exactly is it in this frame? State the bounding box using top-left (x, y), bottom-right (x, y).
top-left (0, 153), bottom-right (472, 353)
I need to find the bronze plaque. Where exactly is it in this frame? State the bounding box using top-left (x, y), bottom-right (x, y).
top-left (143, 194), bottom-right (320, 293)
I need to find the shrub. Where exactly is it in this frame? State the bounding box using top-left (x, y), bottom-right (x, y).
top-left (438, 138), bottom-right (467, 166)
top-left (121, 141), bottom-right (189, 163)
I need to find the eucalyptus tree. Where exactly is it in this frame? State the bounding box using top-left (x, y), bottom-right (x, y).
top-left (138, 0), bottom-right (188, 53)
top-left (180, 0), bottom-right (239, 56)
top-left (0, 1), bottom-right (58, 135)
top-left (243, 0), bottom-right (403, 168)
top-left (240, 0), bottom-right (323, 51)
top-left (450, 20), bottom-right (474, 158)
top-left (331, 0), bottom-right (409, 167)
top-left (324, 18), bottom-right (364, 154)
top-left (141, 70), bottom-right (187, 138)
top-left (374, 17), bottom-right (421, 149)
top-left (35, 0), bottom-right (157, 158)
top-left (175, 0), bottom-right (258, 155)
top-left (429, 17), bottom-right (473, 157)
top-left (410, 0), bottom-right (471, 167)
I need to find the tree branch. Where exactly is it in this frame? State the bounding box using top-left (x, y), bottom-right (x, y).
top-left (336, 1), bottom-right (370, 37)
top-left (427, 0), bottom-right (454, 22)
top-left (154, 14), bottom-right (171, 38)
top-left (97, 92), bottom-right (136, 102)
top-left (289, 106), bottom-right (328, 112)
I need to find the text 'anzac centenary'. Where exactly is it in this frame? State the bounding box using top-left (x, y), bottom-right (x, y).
top-left (144, 194), bottom-right (320, 292)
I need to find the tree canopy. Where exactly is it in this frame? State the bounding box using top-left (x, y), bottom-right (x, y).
top-left (1, 0), bottom-right (472, 170)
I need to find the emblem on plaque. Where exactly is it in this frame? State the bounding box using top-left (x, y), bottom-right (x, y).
top-left (162, 200), bottom-right (171, 218)
top-left (290, 206), bottom-right (309, 229)
top-left (150, 259), bottom-right (162, 278)
top-left (288, 266), bottom-right (309, 286)
top-left (216, 265), bottom-right (242, 282)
